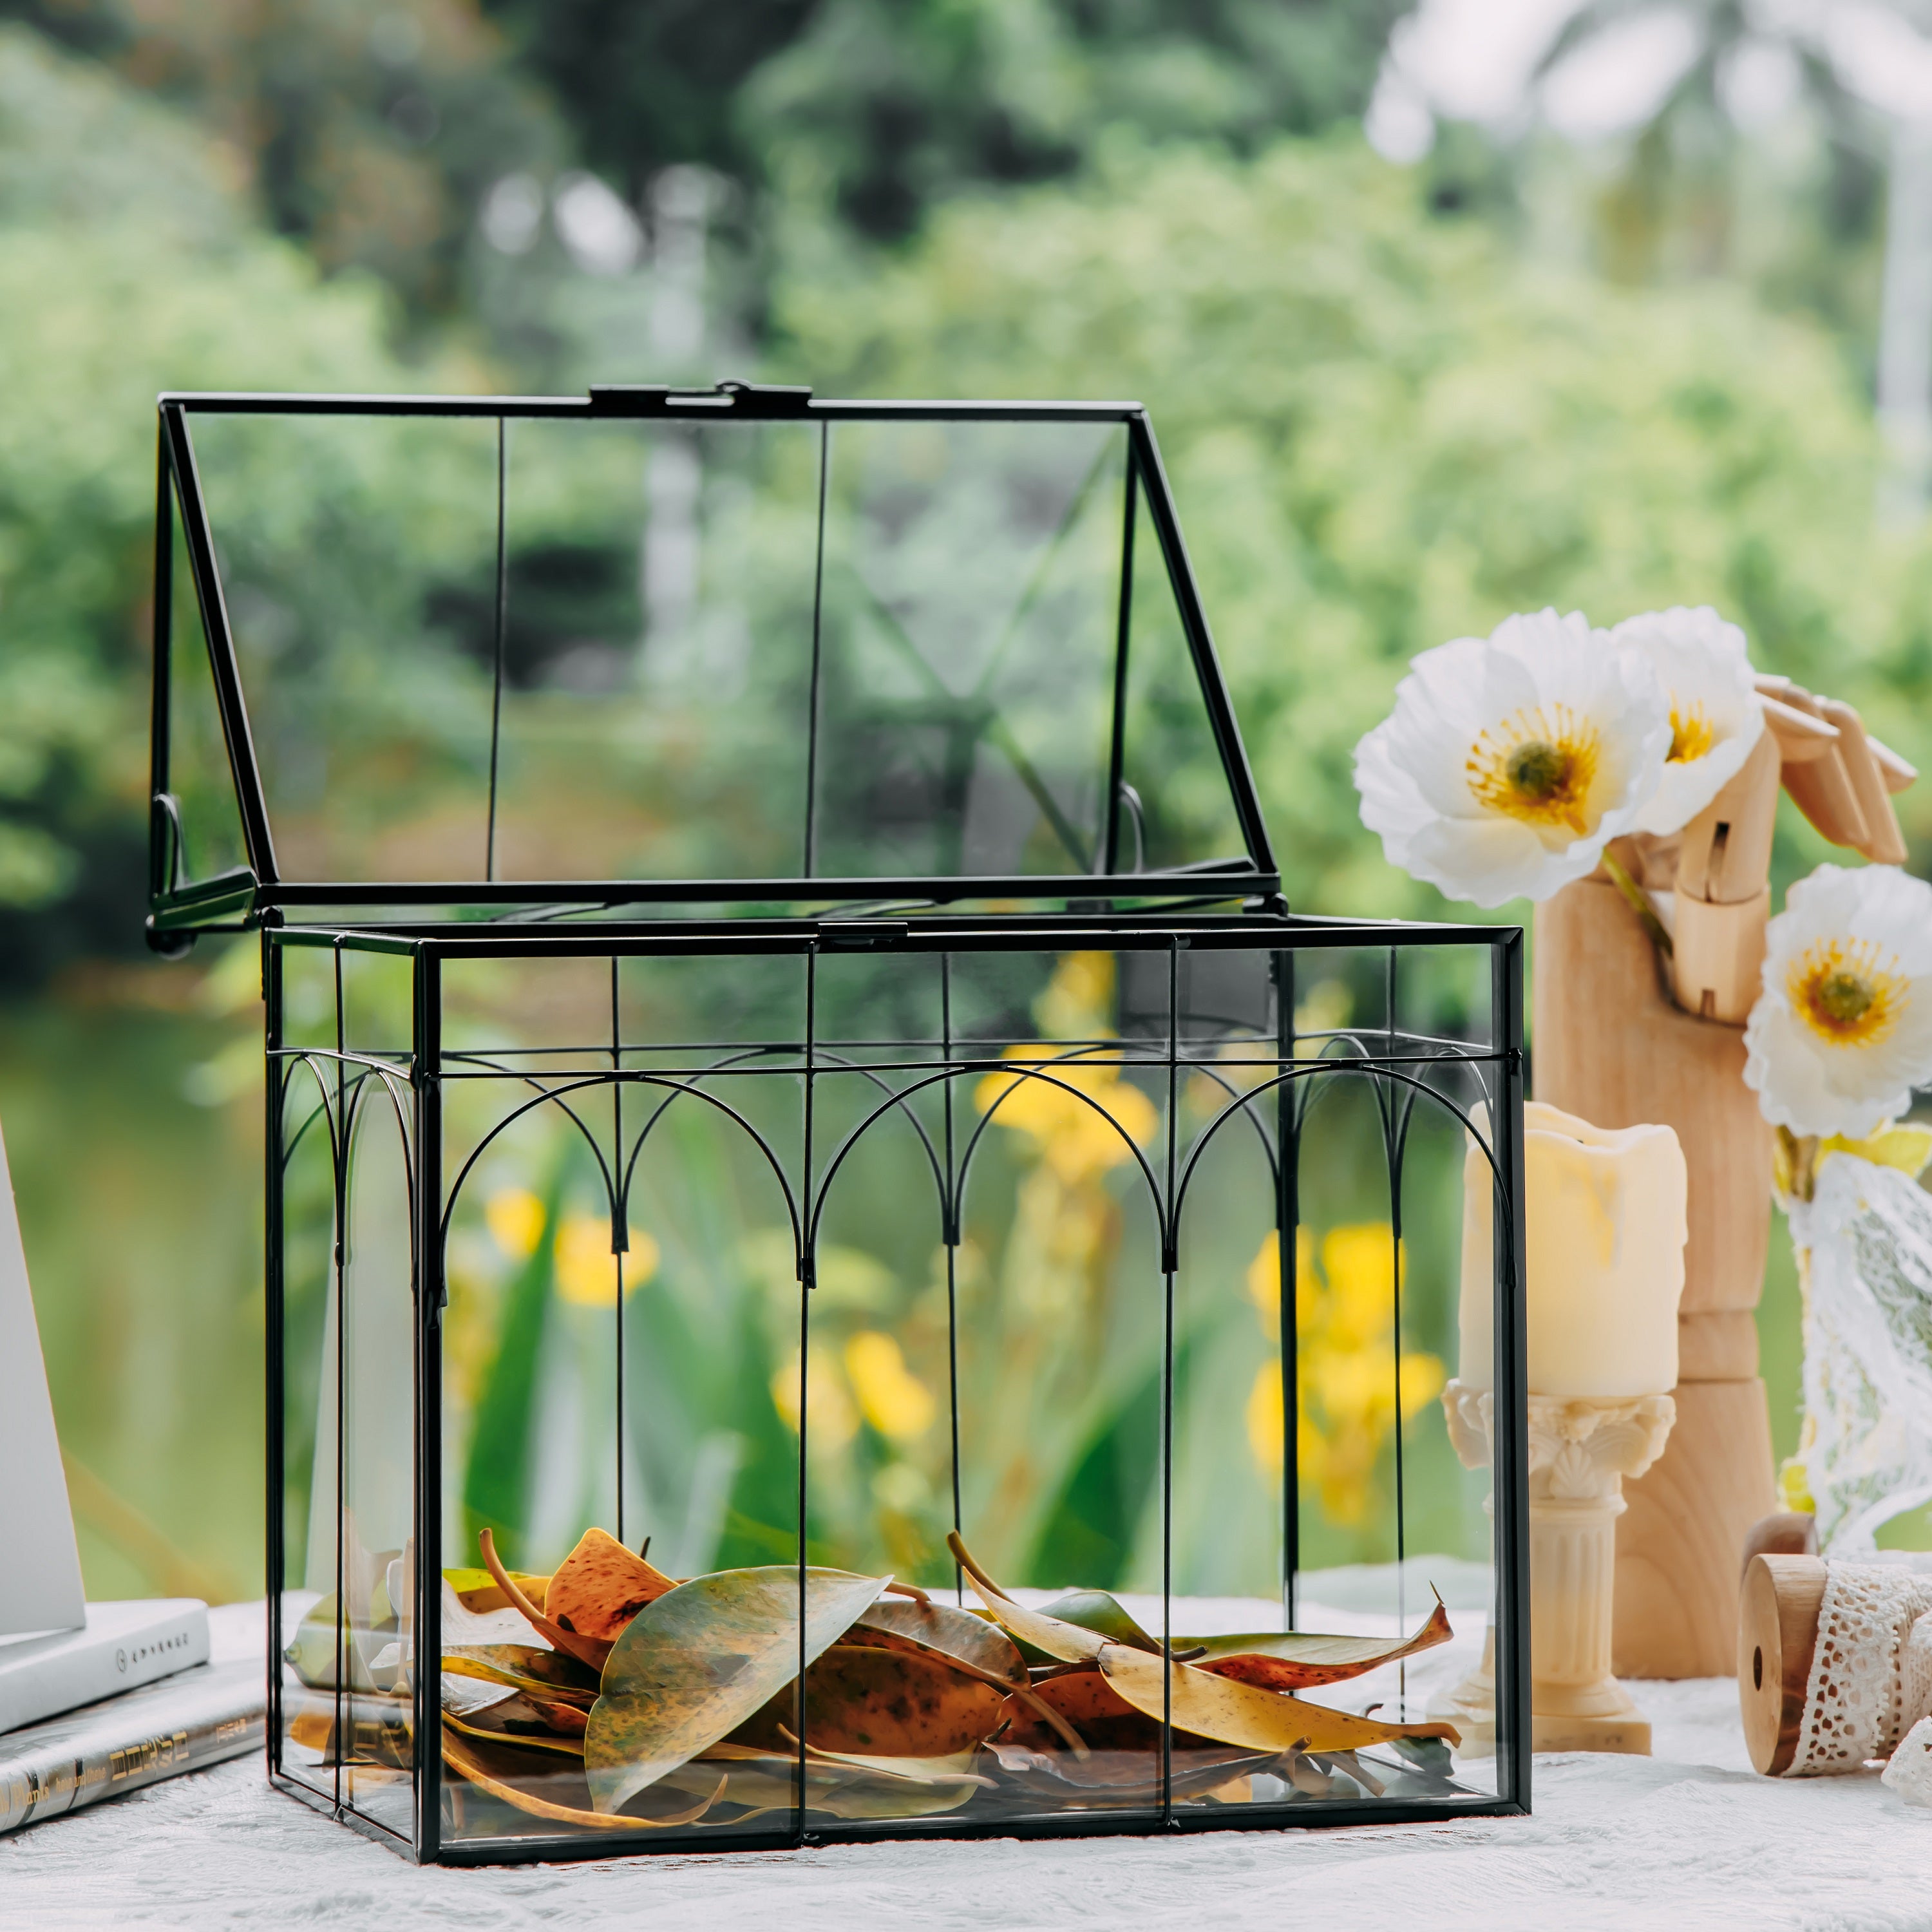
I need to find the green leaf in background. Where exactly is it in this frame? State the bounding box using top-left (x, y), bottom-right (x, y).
top-left (584, 1565), bottom-right (888, 1814)
top-left (461, 1162), bottom-right (569, 1571)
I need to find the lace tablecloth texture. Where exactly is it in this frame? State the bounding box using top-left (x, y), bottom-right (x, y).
top-left (5, 1593), bottom-right (1931, 1931)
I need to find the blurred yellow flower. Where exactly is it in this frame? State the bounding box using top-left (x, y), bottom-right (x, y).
top-left (1245, 1222), bottom-right (1444, 1526)
top-left (771, 1345), bottom-right (858, 1448)
top-left (553, 1211), bottom-right (659, 1307)
top-left (975, 1048), bottom-right (1157, 1186)
top-left (1034, 951), bottom-right (1115, 1039)
top-left (844, 1331), bottom-right (936, 1440)
top-left (485, 1186), bottom-right (545, 1260)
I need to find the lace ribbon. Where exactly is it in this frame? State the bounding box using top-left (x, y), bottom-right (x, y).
top-left (1791, 1562), bottom-right (1932, 1776)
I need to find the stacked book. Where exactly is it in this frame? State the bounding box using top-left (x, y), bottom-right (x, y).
top-left (0, 1601), bottom-right (264, 1835)
top-left (0, 1120), bottom-right (263, 1834)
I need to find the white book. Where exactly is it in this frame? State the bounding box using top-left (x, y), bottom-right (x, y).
top-left (0, 1600), bottom-right (211, 1736)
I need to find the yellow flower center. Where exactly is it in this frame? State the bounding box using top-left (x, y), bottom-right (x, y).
top-left (1465, 706), bottom-right (1600, 834)
top-left (1789, 939), bottom-right (1907, 1048)
top-left (1668, 703), bottom-right (1716, 764)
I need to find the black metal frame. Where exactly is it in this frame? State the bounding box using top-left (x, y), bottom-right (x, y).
top-left (147, 385), bottom-right (1277, 941)
top-left (259, 911), bottom-right (1530, 1864)
top-left (149, 388), bottom-right (1530, 1864)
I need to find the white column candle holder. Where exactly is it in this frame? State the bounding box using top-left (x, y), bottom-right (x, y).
top-left (1432, 1378), bottom-right (1676, 1754)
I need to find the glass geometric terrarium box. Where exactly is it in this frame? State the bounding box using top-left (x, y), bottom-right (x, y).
top-left (147, 384), bottom-right (1531, 1862)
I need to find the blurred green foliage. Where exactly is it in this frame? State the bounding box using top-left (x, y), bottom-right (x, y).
top-left (772, 137), bottom-right (1932, 920)
top-left (0, 0), bottom-right (558, 323)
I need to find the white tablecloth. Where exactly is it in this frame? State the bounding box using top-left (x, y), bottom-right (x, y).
top-left (5, 1591), bottom-right (1930, 1931)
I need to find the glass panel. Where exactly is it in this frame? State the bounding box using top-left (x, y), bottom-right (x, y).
top-left (812, 422), bottom-right (1126, 882)
top-left (339, 1063), bottom-right (417, 1837)
top-left (1117, 473), bottom-right (1247, 874)
top-left (174, 404), bottom-right (1264, 905)
top-left (185, 411), bottom-right (502, 886)
top-left (162, 480), bottom-right (247, 887)
top-left (437, 947), bottom-right (805, 1847)
top-left (274, 1043), bottom-right (337, 1804)
top-left (487, 417), bottom-right (822, 886)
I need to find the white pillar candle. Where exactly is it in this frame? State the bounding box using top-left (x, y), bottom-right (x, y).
top-left (1459, 1101), bottom-right (1687, 1397)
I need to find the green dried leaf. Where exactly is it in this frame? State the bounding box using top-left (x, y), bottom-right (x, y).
top-left (1034, 1591), bottom-right (1162, 1654)
top-left (584, 1566), bottom-right (889, 1815)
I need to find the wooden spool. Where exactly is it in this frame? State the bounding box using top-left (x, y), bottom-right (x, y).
top-left (1738, 1553), bottom-right (1827, 1776)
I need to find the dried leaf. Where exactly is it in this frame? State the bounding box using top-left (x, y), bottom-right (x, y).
top-left (443, 1724), bottom-right (722, 1830)
top-left (1185, 1598), bottom-right (1454, 1688)
top-left (443, 1699), bottom-right (586, 1759)
top-left (585, 1566), bottom-right (889, 1815)
top-left (735, 1645), bottom-right (1007, 1757)
top-left (545, 1528), bottom-right (678, 1644)
top-left (1033, 1591), bottom-right (1162, 1655)
top-left (1097, 1645), bottom-right (1460, 1756)
top-left (442, 1566), bottom-right (553, 1614)
top-left (999, 1666), bottom-right (1158, 1755)
top-left (850, 1596), bottom-right (1028, 1687)
top-left (946, 1536), bottom-right (1107, 1666)
top-left (441, 1644), bottom-right (600, 1703)
top-left (478, 1528), bottom-right (612, 1674)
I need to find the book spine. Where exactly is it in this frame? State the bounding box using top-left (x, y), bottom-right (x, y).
top-left (0, 1698), bottom-right (262, 1836)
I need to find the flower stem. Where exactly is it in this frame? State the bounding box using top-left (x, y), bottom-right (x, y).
top-left (1600, 849), bottom-right (1674, 959)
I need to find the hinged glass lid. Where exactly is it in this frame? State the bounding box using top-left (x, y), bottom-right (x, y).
top-left (148, 386), bottom-right (1276, 934)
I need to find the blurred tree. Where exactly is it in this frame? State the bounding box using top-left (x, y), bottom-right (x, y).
top-left (772, 136), bottom-right (1932, 918)
top-left (1527, 0), bottom-right (1887, 345)
top-left (0, 0), bottom-right (560, 325)
top-left (480, 0), bottom-right (1403, 238)
top-left (0, 25), bottom-right (437, 979)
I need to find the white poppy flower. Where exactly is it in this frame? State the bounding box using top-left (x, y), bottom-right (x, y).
top-left (1745, 864), bottom-right (1932, 1139)
top-left (1609, 606), bottom-right (1764, 837)
top-left (1354, 607), bottom-right (1671, 909)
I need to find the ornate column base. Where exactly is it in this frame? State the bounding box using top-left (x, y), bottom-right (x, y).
top-left (1432, 1380), bottom-right (1676, 1757)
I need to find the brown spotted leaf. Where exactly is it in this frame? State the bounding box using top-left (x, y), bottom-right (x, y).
top-left (735, 1644), bottom-right (1007, 1757)
top-left (545, 1528), bottom-right (679, 1644)
top-left (1185, 1598), bottom-right (1454, 1689)
top-left (584, 1566), bottom-right (889, 1815)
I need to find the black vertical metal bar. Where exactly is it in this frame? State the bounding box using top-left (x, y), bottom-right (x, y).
top-left (262, 930), bottom-right (285, 1783)
top-left (413, 943), bottom-right (444, 1862)
top-left (1275, 949), bottom-right (1299, 1628)
top-left (941, 954), bottom-right (963, 1605)
top-left (331, 941), bottom-right (346, 1820)
top-left (1099, 443), bottom-right (1136, 876)
top-left (1387, 945), bottom-right (1408, 1716)
top-left (802, 422), bottom-right (831, 879)
top-left (611, 956), bottom-right (625, 1546)
top-left (1123, 413), bottom-right (1274, 880)
top-left (1491, 930), bottom-right (1531, 1813)
top-left (161, 404), bottom-right (278, 883)
top-left (1160, 939), bottom-right (1179, 1827)
top-left (149, 436), bottom-right (175, 899)
top-left (793, 943), bottom-right (818, 1843)
top-left (485, 420), bottom-right (508, 883)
